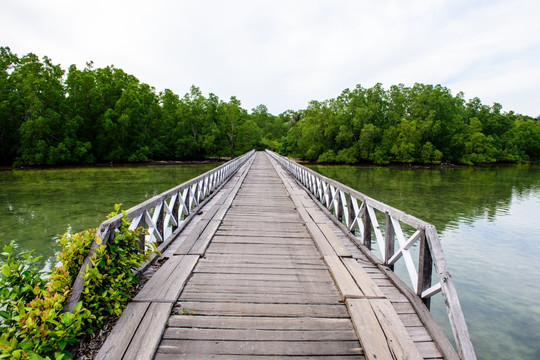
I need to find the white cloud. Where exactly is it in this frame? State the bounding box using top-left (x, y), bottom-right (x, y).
top-left (1, 0), bottom-right (539, 116)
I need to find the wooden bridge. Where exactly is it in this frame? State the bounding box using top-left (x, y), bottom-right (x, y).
top-left (66, 151), bottom-right (476, 360)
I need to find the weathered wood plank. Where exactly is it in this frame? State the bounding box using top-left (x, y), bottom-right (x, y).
top-left (205, 243), bottom-right (321, 257)
top-left (415, 341), bottom-right (444, 359)
top-left (210, 235), bottom-right (313, 245)
top-left (185, 277), bottom-right (336, 290)
top-left (318, 222), bottom-right (353, 257)
top-left (324, 255), bottom-right (364, 299)
top-left (122, 302), bottom-right (174, 360)
top-left (155, 353), bottom-right (364, 360)
top-left (215, 229), bottom-right (309, 238)
top-left (369, 298), bottom-right (424, 360)
top-left (406, 326), bottom-right (434, 342)
top-left (167, 315), bottom-right (355, 331)
top-left (158, 340), bottom-right (363, 356)
top-left (188, 219), bottom-right (221, 255)
top-left (186, 271), bottom-right (332, 283)
top-left (174, 302), bottom-right (350, 318)
top-left (134, 255), bottom-right (199, 302)
top-left (341, 257), bottom-right (385, 298)
top-left (179, 291), bottom-right (341, 304)
top-left (346, 299), bottom-right (394, 360)
top-left (306, 222), bottom-right (339, 256)
top-left (163, 328), bottom-right (359, 341)
top-left (180, 284), bottom-right (340, 296)
top-left (195, 259), bottom-right (326, 270)
top-left (193, 265), bottom-right (330, 275)
top-left (95, 302), bottom-right (149, 360)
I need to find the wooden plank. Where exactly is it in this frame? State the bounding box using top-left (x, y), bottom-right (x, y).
top-left (318, 222), bottom-right (352, 257)
top-left (369, 298), bottom-right (424, 360)
top-left (210, 235), bottom-right (312, 245)
top-left (174, 302), bottom-right (350, 318)
top-left (134, 255), bottom-right (199, 302)
top-left (193, 265), bottom-right (330, 275)
top-left (195, 260), bottom-right (326, 270)
top-left (398, 313), bottom-right (424, 327)
top-left (406, 326), bottom-right (433, 342)
top-left (158, 340), bottom-right (363, 356)
top-left (346, 299), bottom-right (394, 360)
top-left (188, 219), bottom-right (221, 255)
top-left (205, 243), bottom-right (320, 257)
top-left (163, 328), bottom-right (358, 341)
top-left (341, 257), bottom-right (385, 298)
top-left (184, 277), bottom-right (335, 290)
top-left (217, 223), bottom-right (305, 231)
top-left (155, 353), bottom-right (364, 360)
top-left (379, 286), bottom-right (410, 303)
top-left (324, 255), bottom-right (364, 299)
top-left (180, 285), bottom-right (340, 297)
top-left (167, 315), bottom-right (355, 331)
top-left (305, 222), bottom-right (337, 256)
top-left (415, 341), bottom-right (444, 359)
top-left (305, 206), bottom-right (327, 223)
top-left (173, 220), bottom-right (208, 254)
top-left (186, 271), bottom-right (332, 283)
top-left (215, 229), bottom-right (309, 238)
top-left (122, 302), bottom-right (174, 360)
top-left (95, 302), bottom-right (149, 360)
top-left (179, 291), bottom-right (341, 304)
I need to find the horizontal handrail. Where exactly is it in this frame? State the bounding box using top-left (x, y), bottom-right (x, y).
top-left (266, 150), bottom-right (475, 360)
top-left (64, 150), bottom-right (255, 313)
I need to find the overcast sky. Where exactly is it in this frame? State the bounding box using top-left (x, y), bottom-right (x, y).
top-left (2, 0), bottom-right (539, 116)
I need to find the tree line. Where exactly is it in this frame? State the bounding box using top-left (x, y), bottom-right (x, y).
top-left (287, 84), bottom-right (539, 165)
top-left (1, 46), bottom-right (538, 166)
top-left (0, 47), bottom-right (289, 166)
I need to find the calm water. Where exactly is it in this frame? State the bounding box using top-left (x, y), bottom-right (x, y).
top-left (0, 164), bottom-right (216, 271)
top-left (1, 164), bottom-right (539, 359)
top-left (308, 164), bottom-right (540, 360)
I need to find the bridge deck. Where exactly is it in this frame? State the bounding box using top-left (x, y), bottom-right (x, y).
top-left (96, 152), bottom-right (447, 360)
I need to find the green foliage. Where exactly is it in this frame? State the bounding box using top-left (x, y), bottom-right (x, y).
top-left (82, 207), bottom-right (152, 325)
top-left (0, 241), bottom-right (90, 360)
top-left (286, 83), bottom-right (540, 165)
top-left (2, 46), bottom-right (538, 166)
top-left (0, 205), bottom-right (153, 359)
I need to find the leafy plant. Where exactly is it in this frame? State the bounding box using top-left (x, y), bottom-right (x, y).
top-left (0, 204), bottom-right (154, 359)
top-left (82, 205), bottom-right (152, 326)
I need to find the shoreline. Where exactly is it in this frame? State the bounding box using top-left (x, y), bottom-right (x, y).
top-left (0, 158), bottom-right (231, 171)
top-left (2, 157), bottom-right (537, 171)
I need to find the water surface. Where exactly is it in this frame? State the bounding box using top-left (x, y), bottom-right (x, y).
top-left (0, 164), bottom-right (216, 270)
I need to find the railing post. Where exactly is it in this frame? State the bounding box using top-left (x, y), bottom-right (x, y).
top-left (363, 211), bottom-right (372, 250)
top-left (172, 193), bottom-right (180, 233)
top-left (138, 213), bottom-right (147, 252)
top-left (156, 204), bottom-right (165, 244)
top-left (384, 212), bottom-right (395, 269)
top-left (417, 229), bottom-right (433, 309)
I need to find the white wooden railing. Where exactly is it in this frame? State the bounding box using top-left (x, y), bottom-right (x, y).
top-left (64, 150), bottom-right (255, 313)
top-left (266, 150), bottom-right (475, 360)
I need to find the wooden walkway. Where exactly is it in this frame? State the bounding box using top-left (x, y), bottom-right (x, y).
top-left (96, 152), bottom-right (454, 360)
